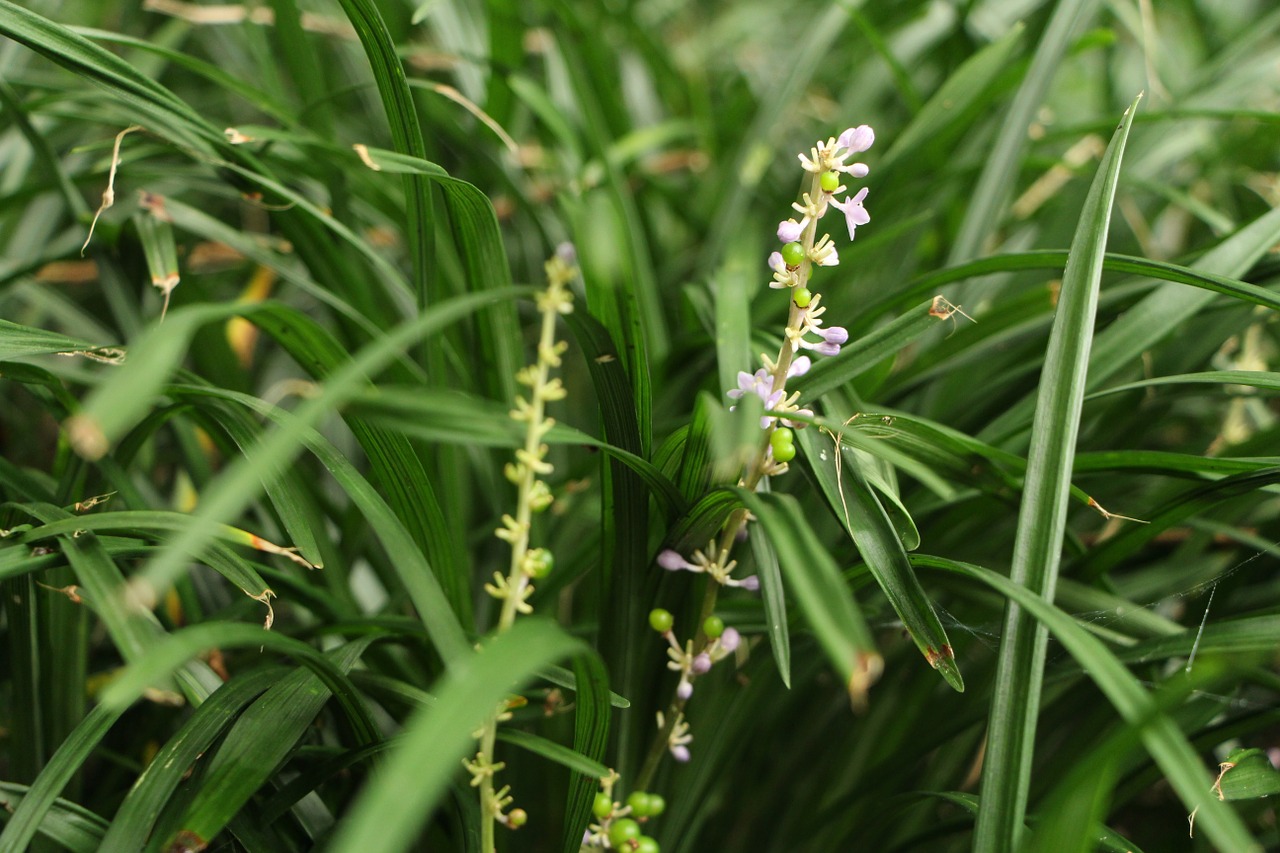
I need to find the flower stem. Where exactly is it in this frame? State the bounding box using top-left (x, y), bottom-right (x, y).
top-left (475, 256), bottom-right (574, 852)
top-left (633, 169), bottom-right (824, 793)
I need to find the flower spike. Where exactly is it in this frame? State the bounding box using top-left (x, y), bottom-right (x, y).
top-left (635, 124), bottom-right (875, 797)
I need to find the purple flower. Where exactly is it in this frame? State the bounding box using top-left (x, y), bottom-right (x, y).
top-left (727, 368), bottom-right (785, 428)
top-left (677, 680), bottom-right (693, 700)
top-left (671, 745), bottom-right (691, 763)
top-left (822, 326), bottom-right (849, 346)
top-left (800, 325), bottom-right (848, 357)
top-left (692, 653), bottom-right (712, 675)
top-left (726, 368), bottom-right (772, 402)
top-left (837, 125), bottom-right (875, 155)
top-left (555, 241), bottom-right (578, 265)
top-left (658, 549), bottom-right (696, 572)
top-left (829, 187), bottom-right (870, 241)
top-left (768, 251), bottom-right (787, 273)
top-left (720, 628), bottom-right (741, 652)
top-left (739, 575), bottom-right (760, 592)
top-left (788, 356), bottom-right (811, 378)
top-left (777, 218), bottom-right (805, 242)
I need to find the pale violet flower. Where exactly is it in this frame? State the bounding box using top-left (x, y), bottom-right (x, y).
top-left (768, 251), bottom-right (794, 289)
top-left (676, 680), bottom-right (693, 700)
top-left (554, 241), bottom-right (577, 265)
top-left (799, 325), bottom-right (849, 357)
top-left (787, 355), bottom-right (811, 378)
top-left (727, 368), bottom-right (785, 428)
top-left (658, 549), bottom-right (698, 572)
top-left (691, 653), bottom-right (712, 675)
top-left (777, 218), bottom-right (806, 242)
top-left (830, 187), bottom-right (870, 241)
top-left (720, 628), bottom-right (741, 653)
top-left (727, 368), bottom-right (782, 406)
top-left (837, 125), bottom-right (875, 156)
top-left (671, 745), bottom-right (691, 763)
top-left (816, 243), bottom-right (839, 266)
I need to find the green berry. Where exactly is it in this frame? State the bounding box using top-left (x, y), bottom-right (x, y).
top-left (593, 792), bottom-right (613, 818)
top-left (507, 808), bottom-right (527, 829)
top-left (770, 427), bottom-right (795, 449)
top-left (820, 170), bottom-right (840, 192)
top-left (772, 442), bottom-right (796, 463)
top-left (648, 608), bottom-right (674, 634)
top-left (780, 241), bottom-right (805, 267)
top-left (793, 287), bottom-right (812, 308)
top-left (608, 818), bottom-right (642, 848)
top-left (627, 791), bottom-right (651, 817)
top-left (703, 615), bottom-right (725, 639)
top-left (647, 793), bottom-right (666, 816)
top-left (636, 837), bottom-right (661, 853)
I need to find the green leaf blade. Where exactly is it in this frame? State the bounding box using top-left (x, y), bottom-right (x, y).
top-left (975, 93), bottom-right (1142, 852)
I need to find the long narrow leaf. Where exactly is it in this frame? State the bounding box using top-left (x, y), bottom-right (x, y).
top-left (732, 489), bottom-right (878, 707)
top-left (976, 94), bottom-right (1140, 852)
top-left (915, 554), bottom-right (1259, 852)
top-left (98, 667), bottom-right (286, 850)
top-left (947, 0), bottom-right (1102, 265)
top-left (796, 427), bottom-right (962, 691)
top-left (561, 654), bottom-right (613, 853)
top-left (326, 620), bottom-right (586, 853)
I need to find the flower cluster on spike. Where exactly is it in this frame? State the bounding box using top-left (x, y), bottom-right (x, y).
top-left (470, 244), bottom-right (577, 848)
top-left (485, 244), bottom-right (576, 619)
top-left (639, 605), bottom-right (744, 764)
top-left (581, 771), bottom-right (665, 852)
top-left (636, 128), bottom-right (874, 780)
top-left (733, 125), bottom-right (874, 469)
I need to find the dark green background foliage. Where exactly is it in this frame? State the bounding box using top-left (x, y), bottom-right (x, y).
top-left (0, 0), bottom-right (1278, 851)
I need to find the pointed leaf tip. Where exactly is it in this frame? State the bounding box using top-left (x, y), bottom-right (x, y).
top-left (927, 645), bottom-right (965, 692)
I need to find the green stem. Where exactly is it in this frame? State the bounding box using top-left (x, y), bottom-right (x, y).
top-left (479, 713), bottom-right (498, 852)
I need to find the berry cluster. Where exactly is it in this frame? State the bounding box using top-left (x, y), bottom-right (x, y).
top-left (582, 773), bottom-right (665, 852)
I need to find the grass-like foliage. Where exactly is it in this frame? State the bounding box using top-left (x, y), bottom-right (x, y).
top-left (1, 1), bottom-right (1278, 851)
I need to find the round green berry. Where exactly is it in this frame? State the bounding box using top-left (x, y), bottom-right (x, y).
top-left (627, 791), bottom-right (651, 817)
top-left (820, 170), bottom-right (840, 192)
top-left (593, 792), bottom-right (613, 818)
top-left (703, 615), bottom-right (725, 639)
top-left (793, 287), bottom-right (812, 308)
top-left (648, 608), bottom-right (674, 634)
top-left (507, 808), bottom-right (527, 829)
top-left (608, 818), bottom-right (642, 848)
top-left (647, 793), bottom-right (666, 816)
top-left (770, 427), bottom-right (794, 449)
top-left (636, 837), bottom-right (661, 853)
top-left (780, 241), bottom-right (805, 267)
top-left (772, 442), bottom-right (796, 463)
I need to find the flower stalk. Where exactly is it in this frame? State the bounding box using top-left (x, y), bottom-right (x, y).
top-left (634, 126), bottom-right (874, 792)
top-left (470, 247), bottom-right (575, 852)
